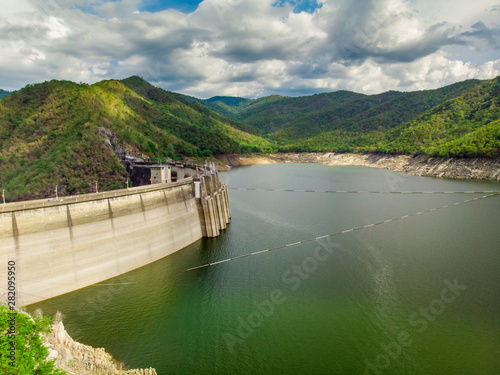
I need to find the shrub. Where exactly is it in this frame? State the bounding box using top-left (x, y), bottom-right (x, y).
top-left (0, 305), bottom-right (66, 374)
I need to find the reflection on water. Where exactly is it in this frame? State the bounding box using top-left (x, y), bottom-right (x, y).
top-left (30, 164), bottom-right (500, 375)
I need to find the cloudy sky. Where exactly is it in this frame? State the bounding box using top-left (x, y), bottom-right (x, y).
top-left (1, 0), bottom-right (499, 98)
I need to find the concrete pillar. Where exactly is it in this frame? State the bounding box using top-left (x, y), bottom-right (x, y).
top-left (194, 173), bottom-right (232, 238)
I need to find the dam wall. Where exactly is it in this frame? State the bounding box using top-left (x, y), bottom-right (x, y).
top-left (0, 174), bottom-right (230, 306)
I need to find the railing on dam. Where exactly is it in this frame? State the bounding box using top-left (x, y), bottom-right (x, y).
top-left (0, 178), bottom-right (195, 213)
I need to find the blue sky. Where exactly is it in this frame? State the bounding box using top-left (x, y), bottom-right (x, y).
top-left (140, 0), bottom-right (204, 13)
top-left (1, 0), bottom-right (499, 98)
top-left (139, 0), bottom-right (323, 14)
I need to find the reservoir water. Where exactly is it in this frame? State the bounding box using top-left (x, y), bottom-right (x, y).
top-left (29, 164), bottom-right (500, 374)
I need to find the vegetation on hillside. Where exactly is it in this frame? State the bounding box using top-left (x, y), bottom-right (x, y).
top-left (121, 76), bottom-right (272, 153)
top-left (0, 80), bottom-right (128, 201)
top-left (283, 77), bottom-right (500, 158)
top-left (196, 77), bottom-right (499, 158)
top-left (200, 80), bottom-right (483, 144)
top-left (375, 77), bottom-right (500, 157)
top-left (0, 77), bottom-right (272, 201)
top-left (0, 305), bottom-right (65, 374)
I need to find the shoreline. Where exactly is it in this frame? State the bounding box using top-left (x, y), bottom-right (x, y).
top-left (215, 153), bottom-right (500, 181)
top-left (44, 313), bottom-right (157, 375)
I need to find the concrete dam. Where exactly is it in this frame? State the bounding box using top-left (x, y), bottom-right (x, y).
top-left (0, 171), bottom-right (230, 306)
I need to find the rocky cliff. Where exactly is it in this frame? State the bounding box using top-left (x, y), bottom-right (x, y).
top-left (216, 153), bottom-right (500, 180)
top-left (42, 311), bottom-right (157, 375)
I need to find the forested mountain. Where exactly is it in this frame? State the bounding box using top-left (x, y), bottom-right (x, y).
top-left (198, 80), bottom-right (483, 144)
top-left (290, 76), bottom-right (500, 157)
top-left (187, 77), bottom-right (499, 158)
top-left (0, 89), bottom-right (11, 99)
top-left (374, 76), bottom-right (500, 158)
top-left (0, 76), bottom-right (271, 201)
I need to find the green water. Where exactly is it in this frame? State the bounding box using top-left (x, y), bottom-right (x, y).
top-left (29, 164), bottom-right (500, 374)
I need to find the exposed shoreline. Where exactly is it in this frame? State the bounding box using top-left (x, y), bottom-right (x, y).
top-left (44, 313), bottom-right (157, 375)
top-left (215, 153), bottom-right (500, 181)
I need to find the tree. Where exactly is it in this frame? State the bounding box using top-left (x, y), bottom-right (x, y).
top-left (0, 305), bottom-right (66, 375)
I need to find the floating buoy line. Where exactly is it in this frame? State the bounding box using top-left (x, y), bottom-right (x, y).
top-left (228, 187), bottom-right (499, 195)
top-left (186, 191), bottom-right (499, 271)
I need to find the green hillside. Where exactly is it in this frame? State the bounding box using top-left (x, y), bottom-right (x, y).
top-left (183, 94), bottom-right (286, 134)
top-left (190, 78), bottom-right (497, 156)
top-left (119, 76), bottom-right (271, 153)
top-left (177, 94), bottom-right (263, 135)
top-left (0, 77), bottom-right (272, 201)
top-left (206, 95), bottom-right (288, 117)
top-left (206, 96), bottom-right (248, 107)
top-left (199, 80), bottom-right (482, 145)
top-left (291, 77), bottom-right (500, 157)
top-left (374, 76), bottom-right (500, 158)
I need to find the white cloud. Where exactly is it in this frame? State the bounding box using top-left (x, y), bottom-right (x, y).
top-left (46, 16), bottom-right (71, 38)
top-left (0, 0), bottom-right (498, 96)
top-left (1, 0), bottom-right (36, 20)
